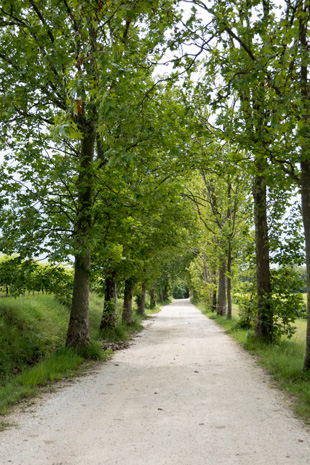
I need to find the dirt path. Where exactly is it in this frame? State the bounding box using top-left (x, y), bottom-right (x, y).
top-left (1, 299), bottom-right (310, 465)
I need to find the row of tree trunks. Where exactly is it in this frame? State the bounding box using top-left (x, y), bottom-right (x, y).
top-left (100, 275), bottom-right (149, 330)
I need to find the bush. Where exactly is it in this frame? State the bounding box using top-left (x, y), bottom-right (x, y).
top-left (172, 282), bottom-right (189, 299)
top-left (235, 266), bottom-right (305, 339)
top-left (236, 294), bottom-right (257, 330)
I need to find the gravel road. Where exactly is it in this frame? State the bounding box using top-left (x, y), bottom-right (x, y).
top-left (1, 299), bottom-right (310, 465)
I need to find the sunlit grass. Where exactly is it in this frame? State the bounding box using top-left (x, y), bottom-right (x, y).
top-left (193, 298), bottom-right (310, 424)
top-left (0, 293), bottom-right (108, 415)
top-left (0, 291), bottom-right (165, 418)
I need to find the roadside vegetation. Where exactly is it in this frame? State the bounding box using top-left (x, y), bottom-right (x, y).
top-left (0, 292), bottom-right (163, 416)
top-left (193, 297), bottom-right (310, 424)
top-left (1, 0), bottom-right (310, 430)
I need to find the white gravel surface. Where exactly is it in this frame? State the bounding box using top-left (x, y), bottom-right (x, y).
top-left (1, 299), bottom-right (310, 465)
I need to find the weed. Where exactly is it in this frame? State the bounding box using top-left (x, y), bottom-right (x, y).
top-left (0, 420), bottom-right (16, 431)
top-left (75, 342), bottom-right (103, 360)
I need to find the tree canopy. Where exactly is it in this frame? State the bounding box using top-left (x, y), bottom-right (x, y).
top-left (1, 0), bottom-right (310, 371)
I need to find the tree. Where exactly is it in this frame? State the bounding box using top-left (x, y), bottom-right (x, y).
top-left (0, 0), bottom-right (179, 348)
top-left (184, 145), bottom-right (250, 317)
top-left (178, 0), bottom-right (308, 343)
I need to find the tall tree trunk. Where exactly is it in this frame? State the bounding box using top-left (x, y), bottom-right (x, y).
top-left (137, 281), bottom-right (147, 316)
top-left (122, 278), bottom-right (133, 323)
top-left (299, 11), bottom-right (310, 370)
top-left (66, 129), bottom-right (95, 348)
top-left (253, 168), bottom-right (273, 341)
top-left (67, 250), bottom-right (91, 347)
top-left (163, 284), bottom-right (169, 301)
top-left (100, 271), bottom-right (117, 331)
top-left (149, 287), bottom-right (156, 309)
top-left (203, 255), bottom-right (211, 306)
top-left (212, 269), bottom-right (217, 312)
top-left (227, 240), bottom-right (232, 320)
top-left (203, 256), bottom-right (208, 284)
top-left (217, 256), bottom-right (226, 316)
top-left (301, 161), bottom-right (310, 369)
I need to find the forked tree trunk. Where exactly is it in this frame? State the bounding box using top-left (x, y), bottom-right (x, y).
top-left (217, 256), bottom-right (226, 316)
top-left (100, 272), bottom-right (117, 331)
top-left (122, 278), bottom-right (133, 323)
top-left (66, 129), bottom-right (95, 348)
top-left (253, 168), bottom-right (273, 341)
top-left (137, 281), bottom-right (147, 316)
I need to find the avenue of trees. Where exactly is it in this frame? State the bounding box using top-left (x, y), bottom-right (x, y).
top-left (1, 0), bottom-right (310, 370)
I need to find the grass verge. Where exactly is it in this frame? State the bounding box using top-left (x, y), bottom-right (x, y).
top-left (0, 294), bottom-right (111, 415)
top-left (192, 299), bottom-right (310, 425)
top-left (0, 294), bottom-right (162, 417)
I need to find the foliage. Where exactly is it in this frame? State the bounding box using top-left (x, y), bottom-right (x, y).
top-left (0, 346), bottom-right (84, 414)
top-left (0, 289), bottom-right (158, 414)
top-left (235, 266), bottom-right (305, 339)
top-left (0, 255), bottom-right (73, 302)
top-left (194, 300), bottom-right (310, 424)
top-left (0, 295), bottom-right (69, 380)
top-left (172, 280), bottom-right (189, 299)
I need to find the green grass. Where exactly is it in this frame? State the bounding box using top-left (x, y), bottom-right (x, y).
top-left (99, 313), bottom-right (145, 342)
top-left (0, 292), bottom-right (162, 417)
top-left (0, 348), bottom-right (84, 414)
top-left (0, 293), bottom-right (109, 414)
top-left (0, 294), bottom-right (70, 380)
top-left (193, 299), bottom-right (310, 424)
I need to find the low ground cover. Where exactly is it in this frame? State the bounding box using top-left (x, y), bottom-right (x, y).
top-left (0, 293), bottom-right (162, 415)
top-left (194, 299), bottom-right (310, 424)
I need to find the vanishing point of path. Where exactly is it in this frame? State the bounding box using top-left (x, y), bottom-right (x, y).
top-left (1, 299), bottom-right (310, 465)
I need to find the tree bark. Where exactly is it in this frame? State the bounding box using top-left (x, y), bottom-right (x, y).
top-left (163, 284), bottom-right (169, 302)
top-left (299, 11), bottom-right (310, 369)
top-left (66, 250), bottom-right (91, 347)
top-left (212, 269), bottom-right (217, 312)
top-left (100, 271), bottom-right (117, 331)
top-left (217, 256), bottom-right (226, 316)
top-left (66, 128), bottom-right (95, 348)
top-left (149, 287), bottom-right (156, 309)
top-left (122, 278), bottom-right (133, 323)
top-left (203, 255), bottom-right (211, 305)
top-left (227, 240), bottom-right (232, 320)
top-left (137, 281), bottom-right (147, 316)
top-left (253, 168), bottom-right (273, 341)
top-left (301, 161), bottom-right (310, 370)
